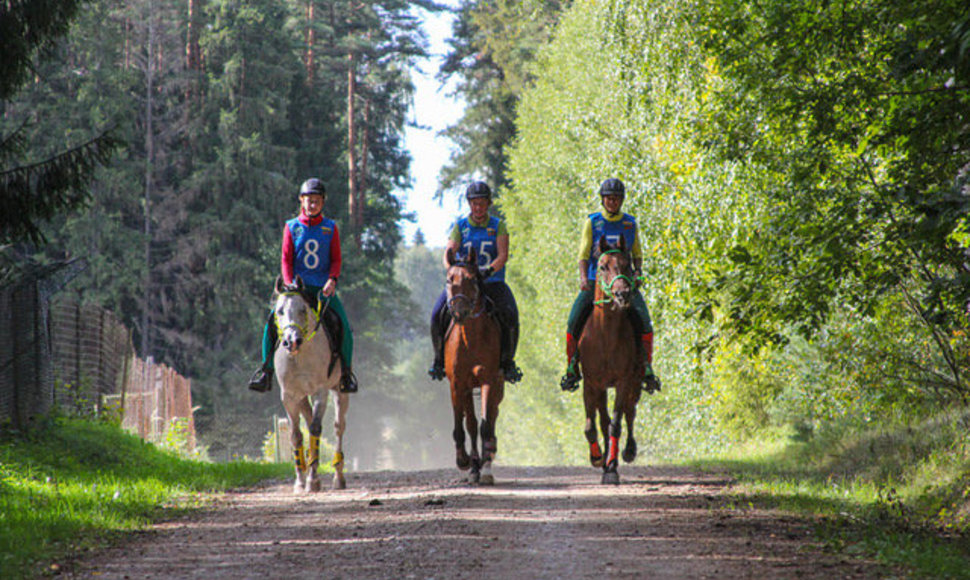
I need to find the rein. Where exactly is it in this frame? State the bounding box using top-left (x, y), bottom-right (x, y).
top-left (275, 291), bottom-right (327, 344)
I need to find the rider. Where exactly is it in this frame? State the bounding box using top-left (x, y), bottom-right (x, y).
top-left (559, 177), bottom-right (660, 393)
top-left (248, 178), bottom-right (358, 394)
top-left (428, 181), bottom-right (523, 383)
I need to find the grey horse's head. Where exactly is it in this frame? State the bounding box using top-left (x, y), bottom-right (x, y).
top-left (274, 275), bottom-right (316, 355)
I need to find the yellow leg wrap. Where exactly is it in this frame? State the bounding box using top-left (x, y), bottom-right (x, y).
top-left (332, 451), bottom-right (344, 467)
top-left (308, 435), bottom-right (320, 468)
top-left (294, 445), bottom-right (306, 472)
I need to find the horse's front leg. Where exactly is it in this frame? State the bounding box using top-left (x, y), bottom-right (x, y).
top-left (478, 381), bottom-right (503, 485)
top-left (331, 389), bottom-right (348, 490)
top-left (602, 407), bottom-right (622, 486)
top-left (285, 396), bottom-right (312, 493)
top-left (463, 388), bottom-right (481, 483)
top-left (305, 396), bottom-right (328, 493)
top-left (450, 381), bottom-right (471, 471)
top-left (583, 386), bottom-right (606, 468)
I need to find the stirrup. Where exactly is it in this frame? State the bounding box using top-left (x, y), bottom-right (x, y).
top-left (428, 362), bottom-right (445, 381)
top-left (339, 370), bottom-right (358, 393)
top-left (248, 367), bottom-right (272, 392)
top-left (560, 371), bottom-right (580, 392)
top-left (643, 374), bottom-right (662, 394)
top-left (502, 361), bottom-right (523, 384)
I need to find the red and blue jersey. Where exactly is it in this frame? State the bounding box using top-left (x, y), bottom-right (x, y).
top-left (281, 212), bottom-right (341, 288)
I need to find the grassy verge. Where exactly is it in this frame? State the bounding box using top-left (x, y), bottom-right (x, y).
top-left (0, 416), bottom-right (292, 579)
top-left (689, 412), bottom-right (970, 578)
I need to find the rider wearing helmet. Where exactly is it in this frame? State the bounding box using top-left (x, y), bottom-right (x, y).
top-left (428, 181), bottom-right (523, 383)
top-left (560, 177), bottom-right (660, 393)
top-left (248, 178), bottom-right (358, 393)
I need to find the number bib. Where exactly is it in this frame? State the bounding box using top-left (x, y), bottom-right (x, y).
top-left (587, 212), bottom-right (637, 281)
top-left (457, 215), bottom-right (504, 282)
top-left (287, 217), bottom-right (335, 287)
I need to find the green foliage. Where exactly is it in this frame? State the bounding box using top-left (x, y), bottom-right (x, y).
top-left (439, 0), bottom-right (568, 193)
top-left (0, 417), bottom-right (289, 579)
top-left (691, 409), bottom-right (970, 577)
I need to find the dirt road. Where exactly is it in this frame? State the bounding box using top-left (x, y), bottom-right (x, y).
top-left (73, 465), bottom-right (886, 579)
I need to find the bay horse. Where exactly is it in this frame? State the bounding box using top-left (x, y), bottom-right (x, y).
top-left (578, 236), bottom-right (643, 485)
top-left (444, 247), bottom-right (504, 484)
top-left (273, 275), bottom-right (348, 492)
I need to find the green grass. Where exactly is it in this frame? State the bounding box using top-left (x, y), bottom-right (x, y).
top-left (688, 413), bottom-right (970, 578)
top-left (0, 417), bottom-right (291, 579)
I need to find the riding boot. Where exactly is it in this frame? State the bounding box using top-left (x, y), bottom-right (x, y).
top-left (428, 308), bottom-right (447, 380)
top-left (499, 319), bottom-right (523, 383)
top-left (560, 333), bottom-right (581, 392)
top-left (248, 364), bottom-right (272, 392)
top-left (339, 361), bottom-right (358, 393)
top-left (641, 332), bottom-right (661, 394)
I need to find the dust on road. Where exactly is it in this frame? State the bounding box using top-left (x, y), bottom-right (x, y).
top-left (72, 465), bottom-right (885, 579)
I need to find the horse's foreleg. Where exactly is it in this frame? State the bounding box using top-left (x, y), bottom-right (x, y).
top-left (602, 409), bottom-right (622, 485)
top-left (305, 398), bottom-right (325, 493)
top-left (286, 397), bottom-right (312, 493)
top-left (463, 389), bottom-right (481, 483)
top-left (583, 388), bottom-right (604, 468)
top-left (451, 386), bottom-right (470, 471)
top-left (478, 382), bottom-right (501, 485)
top-left (331, 390), bottom-right (348, 490)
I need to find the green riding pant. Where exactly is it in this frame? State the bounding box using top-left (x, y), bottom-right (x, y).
top-left (261, 290), bottom-right (353, 371)
top-left (566, 288), bottom-right (653, 338)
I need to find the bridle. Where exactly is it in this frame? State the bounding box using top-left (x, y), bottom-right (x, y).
top-left (447, 262), bottom-right (486, 320)
top-left (594, 249), bottom-right (635, 306)
top-left (275, 291), bottom-right (325, 344)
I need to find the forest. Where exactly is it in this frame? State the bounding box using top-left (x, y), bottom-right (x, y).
top-left (3, 0), bottom-right (970, 494)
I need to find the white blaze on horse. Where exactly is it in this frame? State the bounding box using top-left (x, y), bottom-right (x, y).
top-left (273, 275), bottom-right (348, 492)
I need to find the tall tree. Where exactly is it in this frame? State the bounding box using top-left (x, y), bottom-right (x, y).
top-left (0, 0), bottom-right (118, 246)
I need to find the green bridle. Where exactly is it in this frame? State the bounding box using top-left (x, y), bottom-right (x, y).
top-left (594, 249), bottom-right (638, 306)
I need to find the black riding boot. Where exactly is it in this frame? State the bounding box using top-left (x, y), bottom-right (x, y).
top-left (499, 318), bottom-right (522, 383)
top-left (428, 308), bottom-right (447, 380)
top-left (248, 364), bottom-right (272, 392)
top-left (339, 364), bottom-right (358, 393)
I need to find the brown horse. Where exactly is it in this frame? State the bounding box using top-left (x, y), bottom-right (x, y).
top-left (443, 246), bottom-right (505, 484)
top-left (578, 236), bottom-right (643, 485)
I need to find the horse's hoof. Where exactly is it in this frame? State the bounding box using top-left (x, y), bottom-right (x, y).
top-left (456, 455), bottom-right (471, 471)
top-left (622, 443), bottom-right (637, 464)
top-left (479, 474), bottom-right (495, 486)
top-left (602, 471), bottom-right (620, 485)
top-left (332, 477), bottom-right (346, 490)
top-left (293, 483), bottom-right (306, 494)
top-left (308, 479), bottom-right (322, 493)
top-left (590, 454), bottom-right (604, 468)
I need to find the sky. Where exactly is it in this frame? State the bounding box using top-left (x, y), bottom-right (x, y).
top-left (395, 5), bottom-right (466, 249)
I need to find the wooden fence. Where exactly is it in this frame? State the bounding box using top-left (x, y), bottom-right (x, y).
top-left (1, 266), bottom-right (194, 449)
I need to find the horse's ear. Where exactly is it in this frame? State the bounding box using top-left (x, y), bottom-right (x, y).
top-left (294, 275), bottom-right (304, 290)
top-left (598, 235), bottom-right (610, 254)
top-left (467, 246), bottom-right (477, 268)
top-left (275, 275), bottom-right (285, 293)
top-left (618, 235), bottom-right (627, 252)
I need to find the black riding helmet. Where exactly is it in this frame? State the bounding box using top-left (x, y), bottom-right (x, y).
top-left (465, 181), bottom-right (492, 201)
top-left (599, 177), bottom-right (625, 198)
top-left (300, 178), bottom-right (326, 197)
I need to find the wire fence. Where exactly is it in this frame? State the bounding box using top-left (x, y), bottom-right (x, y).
top-left (1, 268), bottom-right (194, 449)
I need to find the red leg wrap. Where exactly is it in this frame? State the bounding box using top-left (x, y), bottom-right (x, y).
top-left (566, 333), bottom-right (578, 361)
top-left (590, 441), bottom-right (601, 459)
top-left (642, 332), bottom-right (654, 364)
top-left (608, 435), bottom-right (619, 464)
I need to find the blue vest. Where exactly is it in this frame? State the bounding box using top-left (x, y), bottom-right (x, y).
top-left (586, 212), bottom-right (637, 280)
top-left (287, 216), bottom-right (335, 287)
top-left (456, 215), bottom-right (505, 283)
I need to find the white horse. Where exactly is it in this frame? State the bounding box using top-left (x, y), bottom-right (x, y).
top-left (273, 275), bottom-right (348, 492)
